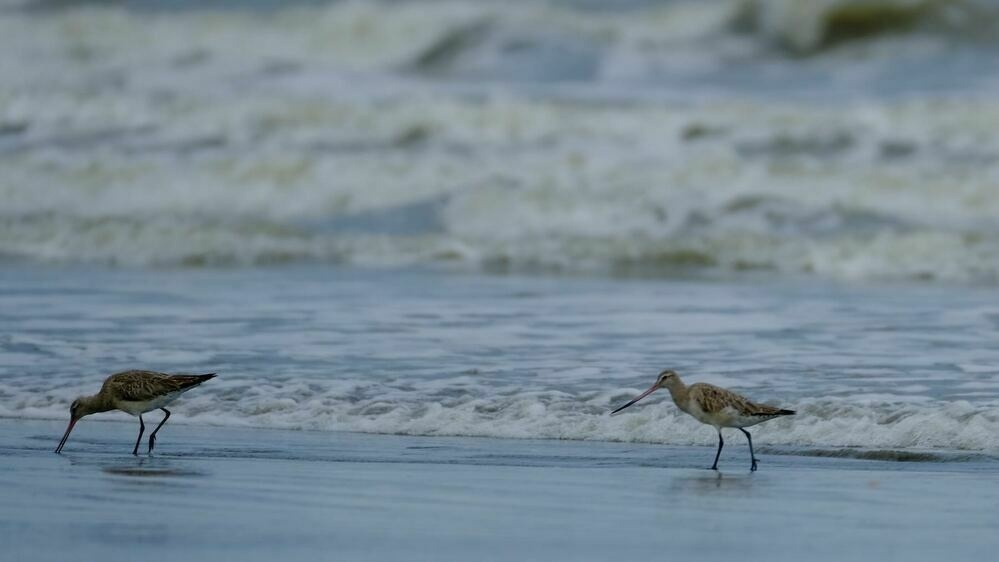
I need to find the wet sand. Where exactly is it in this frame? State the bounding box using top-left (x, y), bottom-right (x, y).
top-left (1, 419), bottom-right (997, 562)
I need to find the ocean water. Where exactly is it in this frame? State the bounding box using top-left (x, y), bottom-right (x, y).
top-left (2, 0), bottom-right (999, 459)
top-left (5, 421), bottom-right (999, 562)
top-left (2, 266), bottom-right (998, 455)
top-left (2, 0), bottom-right (999, 281)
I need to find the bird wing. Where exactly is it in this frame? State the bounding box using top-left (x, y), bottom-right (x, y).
top-left (689, 383), bottom-right (754, 415)
top-left (104, 370), bottom-right (214, 402)
top-left (689, 382), bottom-right (793, 417)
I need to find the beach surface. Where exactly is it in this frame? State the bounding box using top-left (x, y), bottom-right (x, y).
top-left (3, 418), bottom-right (997, 562)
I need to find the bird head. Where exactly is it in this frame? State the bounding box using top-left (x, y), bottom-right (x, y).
top-left (55, 396), bottom-right (91, 454)
top-left (69, 398), bottom-right (83, 420)
top-left (655, 369), bottom-right (679, 388)
top-left (610, 369), bottom-right (681, 415)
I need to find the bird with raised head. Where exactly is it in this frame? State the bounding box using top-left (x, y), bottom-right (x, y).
top-left (611, 369), bottom-right (794, 471)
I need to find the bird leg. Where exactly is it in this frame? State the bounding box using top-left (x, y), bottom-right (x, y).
top-left (739, 428), bottom-right (759, 471)
top-left (711, 429), bottom-right (724, 470)
top-left (148, 408), bottom-right (171, 454)
top-left (132, 414), bottom-right (145, 456)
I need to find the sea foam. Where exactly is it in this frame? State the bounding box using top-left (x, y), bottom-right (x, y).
top-left (5, 381), bottom-right (997, 452)
top-left (3, 1), bottom-right (999, 282)
top-left (3, 97), bottom-right (999, 282)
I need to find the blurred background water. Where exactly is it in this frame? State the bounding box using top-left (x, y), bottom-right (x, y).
top-left (3, 0), bottom-right (999, 281)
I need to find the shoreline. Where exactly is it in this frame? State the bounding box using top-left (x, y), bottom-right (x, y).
top-left (3, 420), bottom-right (999, 562)
top-left (7, 417), bottom-right (994, 471)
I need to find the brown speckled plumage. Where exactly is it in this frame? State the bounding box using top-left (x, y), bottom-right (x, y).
top-left (99, 370), bottom-right (216, 405)
top-left (611, 370), bottom-right (794, 471)
top-left (687, 382), bottom-right (793, 419)
top-left (55, 370), bottom-right (216, 455)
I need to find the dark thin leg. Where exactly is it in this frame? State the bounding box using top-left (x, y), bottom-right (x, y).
top-left (740, 428), bottom-right (759, 471)
top-left (711, 429), bottom-right (724, 470)
top-left (148, 408), bottom-right (171, 454)
top-left (132, 414), bottom-right (145, 456)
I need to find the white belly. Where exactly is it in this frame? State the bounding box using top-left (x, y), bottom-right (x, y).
top-left (117, 391), bottom-right (185, 416)
top-left (682, 400), bottom-right (720, 427)
top-left (684, 402), bottom-right (767, 429)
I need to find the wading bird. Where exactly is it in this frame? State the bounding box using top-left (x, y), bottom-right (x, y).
top-left (55, 370), bottom-right (216, 455)
top-left (611, 369), bottom-right (794, 471)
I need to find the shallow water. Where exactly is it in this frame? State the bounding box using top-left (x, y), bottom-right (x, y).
top-left (3, 420), bottom-right (998, 562)
top-left (2, 265), bottom-right (998, 454)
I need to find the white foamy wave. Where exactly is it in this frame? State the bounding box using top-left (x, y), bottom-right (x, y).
top-left (5, 381), bottom-right (998, 452)
top-left (4, 214), bottom-right (999, 282)
top-left (3, 95), bottom-right (999, 282)
top-left (4, 1), bottom-right (999, 282)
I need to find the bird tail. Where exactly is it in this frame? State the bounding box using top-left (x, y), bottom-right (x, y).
top-left (752, 406), bottom-right (796, 417)
top-left (193, 373), bottom-right (217, 385)
top-left (173, 373), bottom-right (216, 390)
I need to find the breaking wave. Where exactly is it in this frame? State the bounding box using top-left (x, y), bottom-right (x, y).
top-left (736, 0), bottom-right (999, 53)
top-left (4, 379), bottom-right (998, 453)
top-left (4, 95), bottom-right (999, 283)
top-left (4, 0), bottom-right (999, 283)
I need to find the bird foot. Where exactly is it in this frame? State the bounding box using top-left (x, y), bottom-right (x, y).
top-left (750, 458), bottom-right (759, 472)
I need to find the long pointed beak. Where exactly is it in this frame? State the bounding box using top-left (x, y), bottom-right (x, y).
top-left (610, 384), bottom-right (659, 416)
top-left (54, 418), bottom-right (77, 454)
